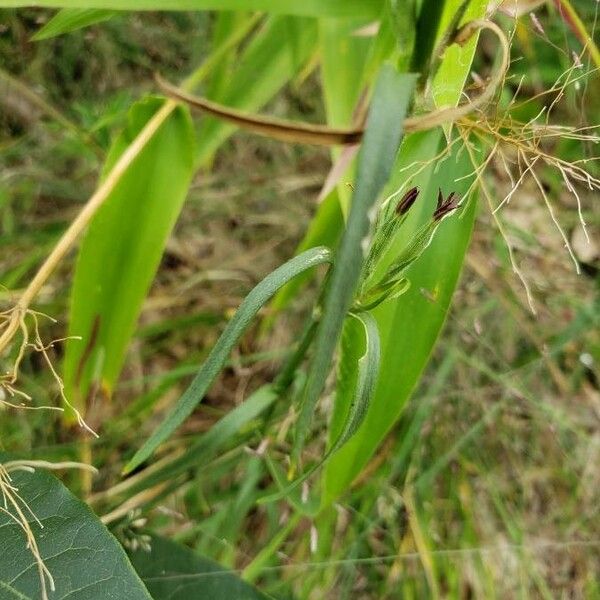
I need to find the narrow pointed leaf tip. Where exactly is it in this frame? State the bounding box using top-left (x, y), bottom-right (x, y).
top-left (124, 246), bottom-right (333, 474)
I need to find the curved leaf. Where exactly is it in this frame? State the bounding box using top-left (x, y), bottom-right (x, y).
top-left (323, 131), bottom-right (479, 501)
top-left (125, 246), bottom-right (333, 474)
top-left (0, 463), bottom-right (151, 600)
top-left (260, 311), bottom-right (380, 507)
top-left (321, 0), bottom-right (489, 502)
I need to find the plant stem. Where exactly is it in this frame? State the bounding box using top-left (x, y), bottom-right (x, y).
top-left (553, 0), bottom-right (600, 68)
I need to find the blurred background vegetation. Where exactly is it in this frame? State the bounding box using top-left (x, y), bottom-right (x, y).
top-left (0, 2), bottom-right (599, 597)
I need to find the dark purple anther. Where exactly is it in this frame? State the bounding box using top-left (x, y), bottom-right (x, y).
top-left (433, 190), bottom-right (460, 221)
top-left (395, 186), bottom-right (420, 216)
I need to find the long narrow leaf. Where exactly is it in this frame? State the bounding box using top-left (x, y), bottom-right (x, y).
top-left (3, 0), bottom-right (384, 18)
top-left (195, 15), bottom-right (318, 166)
top-left (322, 0), bottom-right (489, 502)
top-left (125, 246), bottom-right (333, 474)
top-left (32, 8), bottom-right (115, 40)
top-left (121, 384), bottom-right (278, 497)
top-left (293, 66), bottom-right (417, 461)
top-left (323, 132), bottom-right (479, 501)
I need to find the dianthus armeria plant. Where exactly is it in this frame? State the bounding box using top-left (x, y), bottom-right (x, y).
top-left (0, 1), bottom-right (598, 598)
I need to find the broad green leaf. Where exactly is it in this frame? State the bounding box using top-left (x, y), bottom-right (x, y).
top-left (322, 0), bottom-right (489, 504)
top-left (323, 130), bottom-right (479, 502)
top-left (2, 0), bottom-right (384, 18)
top-left (0, 462), bottom-right (152, 599)
top-left (432, 0), bottom-right (488, 108)
top-left (293, 66), bottom-right (417, 461)
top-left (31, 8), bottom-right (115, 40)
top-left (319, 18), bottom-right (370, 128)
top-left (125, 246), bottom-right (333, 474)
top-left (127, 534), bottom-right (268, 600)
top-left (63, 98), bottom-right (195, 412)
top-left (195, 15), bottom-right (318, 167)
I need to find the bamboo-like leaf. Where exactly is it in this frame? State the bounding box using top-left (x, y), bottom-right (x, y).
top-left (125, 246), bottom-right (333, 474)
top-left (323, 131), bottom-right (479, 502)
top-left (293, 66), bottom-right (417, 462)
top-left (63, 98), bottom-right (195, 414)
top-left (32, 8), bottom-right (115, 40)
top-left (63, 15), bottom-right (317, 420)
top-left (432, 0), bottom-right (488, 108)
top-left (320, 0), bottom-right (489, 503)
top-left (319, 15), bottom-right (372, 216)
top-left (3, 0), bottom-right (384, 18)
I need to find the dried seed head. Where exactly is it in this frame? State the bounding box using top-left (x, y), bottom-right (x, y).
top-left (395, 186), bottom-right (420, 215)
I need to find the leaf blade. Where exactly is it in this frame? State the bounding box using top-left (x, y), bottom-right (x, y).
top-left (125, 246), bottom-right (333, 474)
top-left (63, 98), bottom-right (195, 413)
top-left (3, 0), bottom-right (384, 18)
top-left (31, 8), bottom-right (115, 40)
top-left (293, 66), bottom-right (417, 461)
top-left (128, 534), bottom-right (268, 600)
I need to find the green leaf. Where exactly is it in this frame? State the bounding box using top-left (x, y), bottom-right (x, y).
top-left (63, 98), bottom-right (195, 413)
top-left (321, 0), bottom-right (489, 503)
top-left (31, 9), bottom-right (115, 40)
top-left (432, 0), bottom-right (489, 108)
top-left (323, 130), bottom-right (479, 502)
top-left (125, 246), bottom-right (333, 474)
top-left (127, 534), bottom-right (268, 600)
top-left (2, 0), bottom-right (384, 18)
top-left (121, 383), bottom-right (278, 497)
top-left (293, 66), bottom-right (417, 462)
top-left (260, 311), bottom-right (380, 507)
top-left (319, 16), bottom-right (371, 216)
top-left (0, 462), bottom-right (152, 599)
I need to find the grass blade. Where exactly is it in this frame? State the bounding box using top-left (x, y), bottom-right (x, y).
top-left (124, 246), bottom-right (333, 474)
top-left (322, 0), bottom-right (489, 502)
top-left (293, 66), bottom-right (417, 462)
top-left (323, 131), bottom-right (479, 500)
top-left (260, 311), bottom-right (380, 506)
top-left (31, 8), bottom-right (115, 40)
top-left (195, 15), bottom-right (318, 167)
top-left (3, 0), bottom-right (384, 18)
